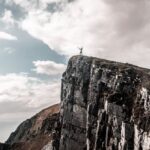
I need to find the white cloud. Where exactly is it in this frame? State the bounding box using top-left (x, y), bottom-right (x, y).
top-left (21, 0), bottom-right (105, 56)
top-left (0, 73), bottom-right (60, 107)
top-left (1, 10), bottom-right (15, 26)
top-left (0, 31), bottom-right (17, 40)
top-left (33, 60), bottom-right (66, 75)
top-left (6, 0), bottom-right (61, 11)
top-left (19, 0), bottom-right (150, 69)
top-left (5, 0), bottom-right (35, 10)
top-left (0, 73), bottom-right (60, 142)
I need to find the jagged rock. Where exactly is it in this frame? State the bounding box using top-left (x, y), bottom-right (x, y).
top-left (60, 55), bottom-right (150, 150)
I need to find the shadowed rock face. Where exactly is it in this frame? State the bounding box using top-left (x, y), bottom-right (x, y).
top-left (60, 55), bottom-right (150, 150)
top-left (0, 144), bottom-right (10, 150)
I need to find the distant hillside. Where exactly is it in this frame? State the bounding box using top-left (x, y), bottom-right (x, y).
top-left (6, 104), bottom-right (60, 150)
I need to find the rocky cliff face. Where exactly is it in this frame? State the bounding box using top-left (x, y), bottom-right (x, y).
top-left (5, 104), bottom-right (60, 150)
top-left (60, 55), bottom-right (150, 150)
top-left (2, 55), bottom-right (150, 150)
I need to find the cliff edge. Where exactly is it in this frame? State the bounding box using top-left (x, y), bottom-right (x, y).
top-left (60, 55), bottom-right (150, 150)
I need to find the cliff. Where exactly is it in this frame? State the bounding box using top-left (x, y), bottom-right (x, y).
top-left (60, 55), bottom-right (150, 150)
top-left (2, 55), bottom-right (150, 150)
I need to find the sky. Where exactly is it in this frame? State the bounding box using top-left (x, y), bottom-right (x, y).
top-left (0, 0), bottom-right (150, 142)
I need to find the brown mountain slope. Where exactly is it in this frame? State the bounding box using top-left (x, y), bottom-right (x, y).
top-left (6, 104), bottom-right (60, 150)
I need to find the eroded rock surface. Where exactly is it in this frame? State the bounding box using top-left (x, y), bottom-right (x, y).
top-left (60, 55), bottom-right (150, 150)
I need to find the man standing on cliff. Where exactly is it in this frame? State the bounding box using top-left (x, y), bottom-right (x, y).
top-left (79, 47), bottom-right (83, 55)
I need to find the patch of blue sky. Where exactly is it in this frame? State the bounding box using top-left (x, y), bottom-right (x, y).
top-left (0, 28), bottom-right (66, 78)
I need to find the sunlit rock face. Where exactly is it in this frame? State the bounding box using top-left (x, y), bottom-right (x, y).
top-left (60, 55), bottom-right (150, 150)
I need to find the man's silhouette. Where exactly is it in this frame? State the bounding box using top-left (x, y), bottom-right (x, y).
top-left (79, 47), bottom-right (83, 55)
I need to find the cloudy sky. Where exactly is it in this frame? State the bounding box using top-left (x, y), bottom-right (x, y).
top-left (0, 0), bottom-right (150, 142)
